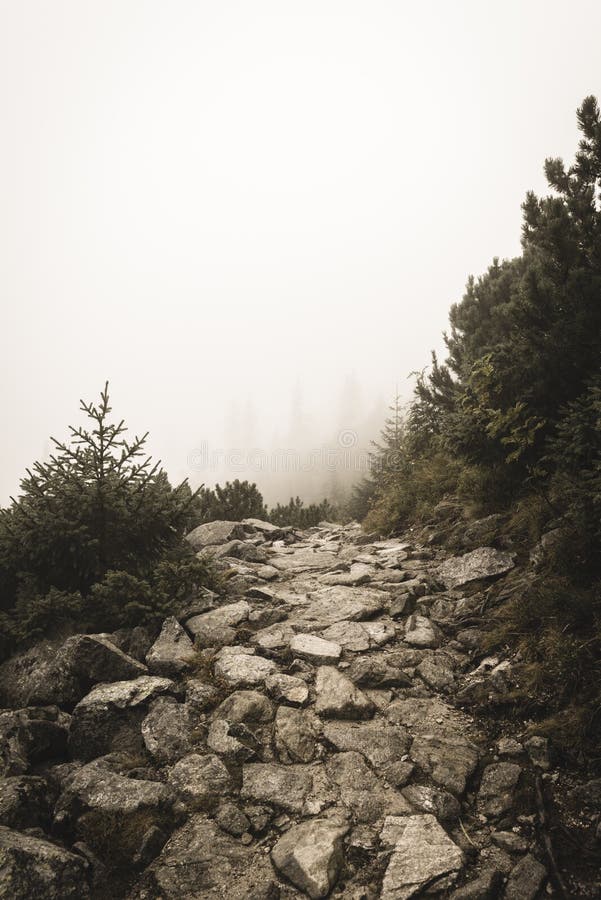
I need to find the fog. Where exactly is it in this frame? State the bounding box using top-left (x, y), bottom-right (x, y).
top-left (1, 1), bottom-right (600, 506)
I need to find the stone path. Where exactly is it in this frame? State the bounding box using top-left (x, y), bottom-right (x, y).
top-left (0, 520), bottom-right (560, 898)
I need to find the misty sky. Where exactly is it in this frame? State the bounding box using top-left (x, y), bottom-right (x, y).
top-left (1, 1), bottom-right (600, 505)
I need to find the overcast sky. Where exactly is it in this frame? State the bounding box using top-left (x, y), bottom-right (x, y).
top-left (1, 0), bottom-right (600, 504)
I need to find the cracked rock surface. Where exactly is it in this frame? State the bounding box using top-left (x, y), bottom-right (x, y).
top-left (0, 519), bottom-right (566, 898)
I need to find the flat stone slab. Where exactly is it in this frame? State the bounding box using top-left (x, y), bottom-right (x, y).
top-left (214, 651), bottom-right (277, 688)
top-left (322, 720), bottom-right (410, 769)
top-left (186, 601), bottom-right (250, 640)
top-left (296, 586), bottom-right (389, 629)
top-left (240, 762), bottom-right (329, 814)
top-left (321, 619), bottom-right (396, 652)
top-left (290, 634), bottom-right (342, 665)
top-left (271, 817), bottom-right (349, 899)
top-left (404, 615), bottom-right (442, 649)
top-left (380, 814), bottom-right (464, 898)
top-left (146, 617), bottom-right (194, 677)
top-left (265, 673), bottom-right (309, 706)
top-left (129, 814), bottom-right (278, 899)
top-left (270, 549), bottom-right (340, 573)
top-left (186, 520), bottom-right (248, 550)
top-left (315, 667), bottom-right (375, 720)
top-left (438, 547), bottom-right (515, 589)
top-left (325, 752), bottom-right (412, 823)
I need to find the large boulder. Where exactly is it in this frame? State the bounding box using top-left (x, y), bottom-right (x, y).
top-left (438, 547), bottom-right (515, 589)
top-left (0, 775), bottom-right (55, 829)
top-left (185, 601), bottom-right (250, 643)
top-left (167, 753), bottom-right (231, 811)
top-left (0, 635), bottom-right (147, 709)
top-left (0, 825), bottom-right (90, 898)
top-left (141, 696), bottom-right (196, 764)
top-left (145, 617), bottom-right (194, 677)
top-left (477, 762), bottom-right (522, 818)
top-left (213, 649), bottom-right (277, 689)
top-left (321, 720), bottom-right (410, 770)
top-left (240, 762), bottom-right (320, 814)
top-left (129, 814), bottom-right (278, 899)
top-left (68, 676), bottom-right (176, 761)
top-left (314, 667), bottom-right (375, 719)
top-left (185, 521), bottom-right (247, 551)
top-left (54, 757), bottom-right (179, 865)
top-left (271, 817), bottom-right (349, 898)
top-left (380, 814), bottom-right (464, 898)
top-left (325, 752), bottom-right (412, 823)
top-left (274, 706), bottom-right (321, 763)
top-left (0, 706), bottom-right (69, 775)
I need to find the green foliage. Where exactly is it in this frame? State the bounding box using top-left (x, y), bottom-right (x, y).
top-left (189, 479), bottom-right (267, 524)
top-left (268, 496), bottom-right (337, 528)
top-left (363, 97), bottom-right (601, 745)
top-left (0, 384), bottom-right (196, 598)
top-left (0, 385), bottom-right (215, 659)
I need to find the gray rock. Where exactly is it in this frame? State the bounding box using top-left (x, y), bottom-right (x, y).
top-left (270, 548), bottom-right (340, 573)
top-left (320, 619), bottom-right (396, 652)
top-left (207, 720), bottom-right (256, 762)
top-left (129, 814), bottom-right (278, 899)
top-left (290, 634), bottom-right (342, 665)
top-left (416, 655), bottom-right (455, 691)
top-left (478, 762), bottom-right (522, 818)
top-left (54, 757), bottom-right (178, 863)
top-left (438, 547), bottom-right (515, 589)
top-left (242, 517), bottom-right (284, 536)
top-left (0, 706), bottom-right (69, 775)
top-left (325, 752), bottom-right (412, 823)
top-left (321, 720), bottom-right (410, 769)
top-left (0, 825), bottom-right (90, 898)
top-left (213, 690), bottom-right (274, 723)
top-left (265, 673), bottom-right (309, 706)
top-left (319, 564), bottom-right (372, 586)
top-left (69, 676), bottom-right (176, 761)
top-left (186, 600), bottom-right (250, 642)
top-left (491, 830), bottom-right (529, 853)
top-left (401, 784), bottom-right (461, 822)
top-left (504, 853), bottom-right (547, 899)
top-left (185, 679), bottom-right (221, 713)
top-left (271, 817), bottom-right (349, 898)
top-left (253, 621), bottom-right (296, 652)
top-left (347, 656), bottom-right (412, 689)
top-left (380, 814), bottom-right (464, 898)
top-left (410, 730), bottom-right (479, 797)
top-left (0, 775), bottom-right (54, 829)
top-left (297, 586), bottom-right (389, 628)
top-left (240, 762), bottom-right (317, 813)
top-left (214, 800), bottom-right (251, 837)
top-left (214, 651), bottom-right (277, 688)
top-left (141, 696), bottom-right (195, 763)
top-left (0, 634), bottom-right (147, 709)
top-left (186, 520), bottom-right (247, 550)
top-left (524, 735), bottom-right (551, 771)
top-left (450, 869), bottom-right (501, 898)
top-left (404, 615), bottom-right (442, 649)
top-left (497, 738), bottom-right (523, 757)
top-left (274, 706), bottom-right (321, 763)
top-left (167, 753), bottom-right (231, 810)
top-left (315, 667), bottom-right (375, 720)
top-left (388, 698), bottom-right (480, 797)
top-left (145, 617), bottom-right (194, 677)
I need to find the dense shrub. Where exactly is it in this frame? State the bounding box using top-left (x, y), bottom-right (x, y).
top-left (0, 385), bottom-right (215, 658)
top-left (268, 496), bottom-right (337, 528)
top-left (189, 479), bottom-right (267, 525)
top-left (363, 97), bottom-right (601, 748)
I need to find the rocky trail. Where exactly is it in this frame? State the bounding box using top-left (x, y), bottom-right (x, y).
top-left (0, 519), bottom-right (598, 898)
